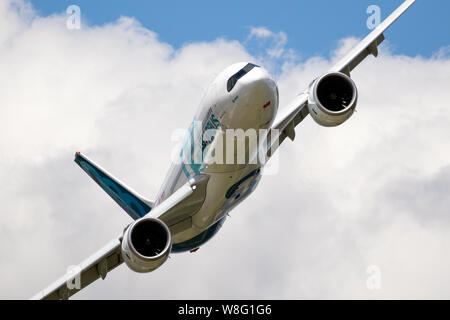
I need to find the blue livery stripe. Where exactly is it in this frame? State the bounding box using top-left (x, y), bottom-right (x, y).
top-left (171, 218), bottom-right (226, 253)
top-left (74, 153), bottom-right (151, 220)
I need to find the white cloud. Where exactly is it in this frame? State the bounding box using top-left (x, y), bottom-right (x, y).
top-left (248, 26), bottom-right (288, 59)
top-left (1, 0), bottom-right (450, 299)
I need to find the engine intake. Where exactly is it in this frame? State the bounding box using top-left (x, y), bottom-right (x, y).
top-left (308, 72), bottom-right (358, 127)
top-left (121, 218), bottom-right (172, 273)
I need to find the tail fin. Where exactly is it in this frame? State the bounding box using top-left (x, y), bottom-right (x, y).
top-left (74, 152), bottom-right (154, 220)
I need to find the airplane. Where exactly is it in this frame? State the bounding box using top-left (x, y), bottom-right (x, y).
top-left (32, 0), bottom-right (416, 299)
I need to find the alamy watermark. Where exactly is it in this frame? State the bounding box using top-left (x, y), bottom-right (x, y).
top-left (366, 265), bottom-right (382, 290)
top-left (66, 5), bottom-right (81, 30)
top-left (170, 124), bottom-right (280, 175)
top-left (367, 5), bottom-right (381, 30)
top-left (66, 264), bottom-right (81, 290)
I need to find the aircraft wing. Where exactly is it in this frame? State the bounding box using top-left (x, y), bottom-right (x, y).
top-left (31, 178), bottom-right (196, 300)
top-left (266, 0), bottom-right (416, 156)
top-left (31, 237), bottom-right (123, 300)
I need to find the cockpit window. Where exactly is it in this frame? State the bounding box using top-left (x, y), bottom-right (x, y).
top-left (227, 63), bottom-right (259, 92)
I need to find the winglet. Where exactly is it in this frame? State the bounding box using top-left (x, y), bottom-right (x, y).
top-left (74, 152), bottom-right (154, 220)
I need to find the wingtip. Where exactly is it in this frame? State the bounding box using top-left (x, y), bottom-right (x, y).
top-left (74, 151), bottom-right (82, 162)
top-left (404, 0), bottom-right (417, 8)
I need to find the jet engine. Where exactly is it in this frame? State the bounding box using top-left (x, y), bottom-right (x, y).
top-left (307, 72), bottom-right (358, 127)
top-left (121, 218), bottom-right (172, 273)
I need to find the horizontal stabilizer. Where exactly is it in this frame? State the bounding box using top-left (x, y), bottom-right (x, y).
top-left (74, 152), bottom-right (153, 220)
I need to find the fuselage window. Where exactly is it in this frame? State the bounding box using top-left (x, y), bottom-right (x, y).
top-left (227, 63), bottom-right (259, 92)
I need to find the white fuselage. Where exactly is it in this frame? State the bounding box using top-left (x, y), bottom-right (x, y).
top-left (155, 62), bottom-right (278, 252)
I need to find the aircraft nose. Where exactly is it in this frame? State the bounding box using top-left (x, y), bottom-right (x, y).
top-left (249, 76), bottom-right (277, 98)
top-left (251, 77), bottom-right (278, 129)
top-left (246, 70), bottom-right (278, 104)
top-left (229, 68), bottom-right (278, 129)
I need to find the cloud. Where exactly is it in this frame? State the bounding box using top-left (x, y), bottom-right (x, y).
top-left (248, 26), bottom-right (288, 59)
top-left (1, 0), bottom-right (450, 299)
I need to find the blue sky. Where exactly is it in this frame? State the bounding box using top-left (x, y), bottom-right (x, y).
top-left (29, 0), bottom-right (449, 60)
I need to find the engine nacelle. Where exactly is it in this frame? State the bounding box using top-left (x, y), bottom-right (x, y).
top-left (121, 218), bottom-right (172, 273)
top-left (308, 72), bottom-right (358, 127)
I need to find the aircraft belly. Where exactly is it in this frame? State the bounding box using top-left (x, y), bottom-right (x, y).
top-left (171, 164), bottom-right (261, 245)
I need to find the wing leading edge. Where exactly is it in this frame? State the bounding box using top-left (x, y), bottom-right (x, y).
top-left (31, 238), bottom-right (122, 300)
top-left (266, 0), bottom-right (416, 157)
top-left (32, 176), bottom-right (197, 300)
